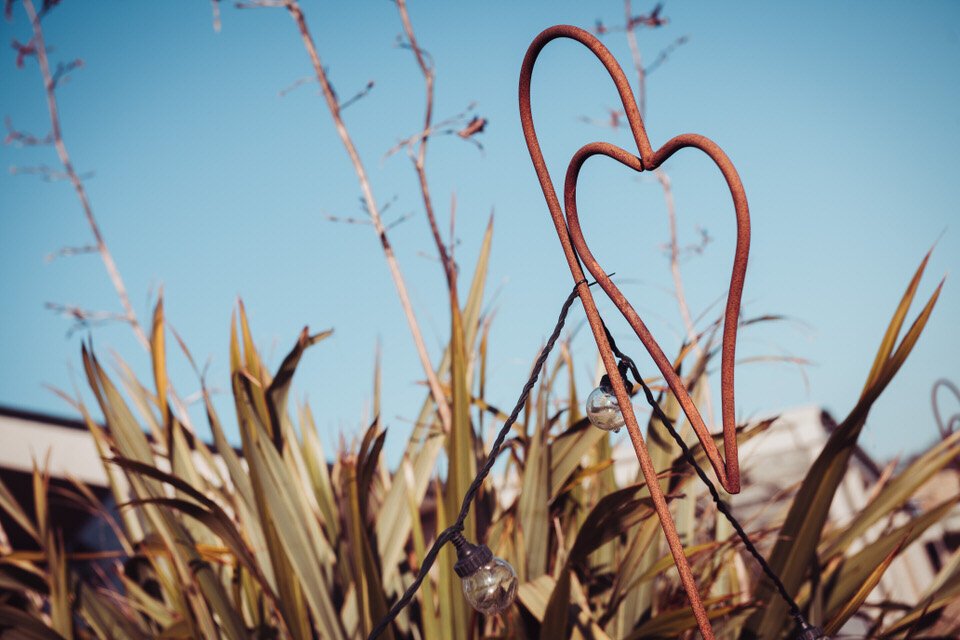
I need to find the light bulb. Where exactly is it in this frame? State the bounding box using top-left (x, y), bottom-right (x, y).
top-left (460, 556), bottom-right (518, 615)
top-left (586, 384), bottom-right (625, 432)
top-left (452, 534), bottom-right (518, 615)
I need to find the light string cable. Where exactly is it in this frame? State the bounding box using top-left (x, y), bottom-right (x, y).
top-left (597, 320), bottom-right (826, 640)
top-left (368, 277), bottom-right (595, 640)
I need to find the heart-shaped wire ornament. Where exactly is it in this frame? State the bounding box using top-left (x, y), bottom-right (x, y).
top-left (520, 24), bottom-right (751, 640)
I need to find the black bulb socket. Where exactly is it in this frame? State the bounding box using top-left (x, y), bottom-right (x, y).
top-left (796, 620), bottom-right (828, 640)
top-left (451, 531), bottom-right (493, 578)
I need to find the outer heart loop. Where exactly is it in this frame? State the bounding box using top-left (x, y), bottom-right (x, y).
top-left (520, 24), bottom-right (751, 640)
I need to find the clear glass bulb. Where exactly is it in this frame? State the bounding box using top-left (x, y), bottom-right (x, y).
top-left (460, 556), bottom-right (518, 615)
top-left (586, 385), bottom-right (625, 432)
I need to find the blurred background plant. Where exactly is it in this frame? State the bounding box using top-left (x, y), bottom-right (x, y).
top-left (1, 1), bottom-right (958, 639)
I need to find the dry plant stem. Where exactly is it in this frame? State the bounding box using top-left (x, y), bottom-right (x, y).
top-left (623, 1), bottom-right (701, 355)
top-left (657, 169), bottom-right (699, 350)
top-left (281, 1), bottom-right (452, 433)
top-left (623, 0), bottom-right (714, 424)
top-left (624, 0), bottom-right (646, 120)
top-left (396, 0), bottom-right (456, 291)
top-left (658, 167), bottom-right (717, 426)
top-left (23, 0), bottom-right (149, 352)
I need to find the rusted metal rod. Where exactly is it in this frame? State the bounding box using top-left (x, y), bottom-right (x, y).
top-left (520, 24), bottom-right (752, 639)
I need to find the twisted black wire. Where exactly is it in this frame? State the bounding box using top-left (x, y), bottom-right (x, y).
top-left (368, 279), bottom-right (590, 640)
top-left (599, 322), bottom-right (821, 636)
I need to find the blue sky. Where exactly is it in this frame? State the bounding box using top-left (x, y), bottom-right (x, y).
top-left (2, 1), bottom-right (958, 464)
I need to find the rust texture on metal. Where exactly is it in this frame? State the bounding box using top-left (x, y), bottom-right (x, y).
top-left (519, 24), bottom-right (751, 640)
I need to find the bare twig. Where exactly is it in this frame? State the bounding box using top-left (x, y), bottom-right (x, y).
top-left (44, 302), bottom-right (129, 336)
top-left (12, 37), bottom-right (37, 67)
top-left (623, 0), bottom-right (647, 118)
top-left (340, 80), bottom-right (375, 110)
top-left (50, 57), bottom-right (82, 88)
top-left (621, 2), bottom-right (710, 426)
top-left (385, 212), bottom-right (412, 231)
top-left (322, 212), bottom-right (372, 226)
top-left (381, 103), bottom-right (481, 162)
top-left (22, 0), bottom-right (149, 351)
top-left (272, 0), bottom-right (453, 433)
top-left (657, 168), bottom-right (699, 348)
top-left (645, 35), bottom-right (689, 76)
top-left (44, 244), bottom-right (98, 262)
top-left (4, 116), bottom-right (53, 146)
top-left (210, 0), bottom-right (221, 32)
top-left (278, 75), bottom-right (312, 97)
top-left (577, 108), bottom-right (625, 130)
top-left (9, 164), bottom-right (93, 181)
top-left (395, 0), bottom-right (455, 289)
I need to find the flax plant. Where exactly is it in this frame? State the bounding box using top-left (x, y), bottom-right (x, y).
top-left (2, 247), bottom-right (958, 640)
top-left (2, 2), bottom-right (959, 639)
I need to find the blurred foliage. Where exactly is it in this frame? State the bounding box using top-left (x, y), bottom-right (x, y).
top-left (1, 245), bottom-right (957, 640)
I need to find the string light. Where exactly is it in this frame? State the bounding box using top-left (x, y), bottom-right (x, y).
top-left (585, 379), bottom-right (625, 432)
top-left (452, 532), bottom-right (519, 615)
top-left (367, 281), bottom-right (591, 640)
top-left (369, 281), bottom-right (829, 640)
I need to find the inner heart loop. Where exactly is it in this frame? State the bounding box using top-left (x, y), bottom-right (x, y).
top-left (563, 133), bottom-right (750, 495)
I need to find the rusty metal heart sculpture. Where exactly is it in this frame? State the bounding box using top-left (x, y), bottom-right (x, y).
top-left (520, 24), bottom-right (751, 640)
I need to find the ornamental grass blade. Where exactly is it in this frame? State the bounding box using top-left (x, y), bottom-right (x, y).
top-left (301, 405), bottom-right (340, 543)
top-left (405, 214), bottom-right (492, 458)
top-left (549, 418), bottom-right (606, 498)
top-left (645, 383), bottom-right (683, 491)
top-left (819, 427), bottom-right (960, 560)
top-left (266, 326), bottom-right (333, 448)
top-left (862, 246), bottom-right (933, 397)
top-left (609, 516), bottom-right (660, 633)
top-left (0, 605), bottom-right (68, 640)
top-left (110, 350), bottom-right (164, 446)
top-left (622, 597), bottom-right (746, 640)
top-left (822, 496), bottom-right (959, 617)
top-left (45, 530), bottom-right (71, 639)
top-left (118, 573), bottom-right (176, 629)
top-left (108, 458), bottom-right (273, 601)
top-left (235, 301), bottom-right (272, 435)
top-left (569, 483), bottom-right (657, 564)
top-left (518, 372), bottom-right (551, 579)
top-left (879, 570), bottom-right (960, 637)
top-left (444, 297), bottom-right (474, 637)
top-left (401, 461), bottom-right (441, 640)
top-left (78, 583), bottom-right (151, 640)
top-left (150, 294), bottom-right (169, 435)
top-left (0, 562), bottom-right (48, 595)
top-left (517, 574), bottom-right (556, 621)
top-left (234, 375), bottom-right (314, 640)
top-left (82, 345), bottom-right (156, 471)
top-left (168, 422), bottom-right (216, 546)
top-left (0, 475), bottom-right (39, 544)
top-left (203, 385), bottom-right (255, 509)
top-left (540, 566), bottom-right (572, 640)
top-left (240, 383), bottom-right (346, 640)
top-left (822, 534), bottom-right (905, 637)
top-left (376, 218), bottom-right (491, 584)
top-left (434, 478), bottom-right (457, 640)
top-left (744, 252), bottom-right (943, 640)
top-left (344, 457), bottom-right (394, 640)
top-left (921, 539), bottom-right (960, 603)
top-left (630, 541), bottom-right (725, 587)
